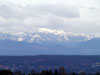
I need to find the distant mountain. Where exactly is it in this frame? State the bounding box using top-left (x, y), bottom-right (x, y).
top-left (0, 29), bottom-right (100, 55)
top-left (0, 39), bottom-right (71, 55)
top-left (0, 29), bottom-right (96, 47)
top-left (0, 38), bottom-right (100, 55)
top-left (73, 38), bottom-right (100, 55)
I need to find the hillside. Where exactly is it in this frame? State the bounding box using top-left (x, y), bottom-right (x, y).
top-left (73, 38), bottom-right (100, 55)
top-left (0, 38), bottom-right (100, 55)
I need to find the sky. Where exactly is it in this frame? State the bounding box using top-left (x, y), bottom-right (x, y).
top-left (0, 0), bottom-right (100, 34)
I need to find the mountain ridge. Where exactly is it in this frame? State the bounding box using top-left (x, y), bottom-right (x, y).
top-left (0, 38), bottom-right (100, 55)
top-left (0, 29), bottom-right (100, 55)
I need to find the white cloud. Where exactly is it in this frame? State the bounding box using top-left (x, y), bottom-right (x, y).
top-left (0, 3), bottom-right (79, 18)
top-left (30, 4), bottom-right (79, 18)
top-left (0, 1), bottom-right (100, 34)
top-left (39, 28), bottom-right (65, 35)
top-left (0, 3), bottom-right (79, 33)
top-left (0, 16), bottom-right (7, 25)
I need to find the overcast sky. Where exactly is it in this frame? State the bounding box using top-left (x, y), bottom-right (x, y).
top-left (0, 0), bottom-right (100, 34)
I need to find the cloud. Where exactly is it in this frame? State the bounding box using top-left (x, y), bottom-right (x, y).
top-left (29, 4), bottom-right (79, 18)
top-left (0, 4), bottom-right (29, 18)
top-left (0, 2), bottom-right (100, 34)
top-left (0, 3), bottom-right (79, 18)
top-left (39, 28), bottom-right (65, 35)
top-left (0, 3), bottom-right (80, 33)
top-left (0, 16), bottom-right (7, 25)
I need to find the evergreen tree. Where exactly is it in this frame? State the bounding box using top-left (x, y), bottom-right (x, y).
top-left (54, 69), bottom-right (58, 75)
top-left (0, 70), bottom-right (13, 75)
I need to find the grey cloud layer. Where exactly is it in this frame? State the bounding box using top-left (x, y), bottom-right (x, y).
top-left (0, 3), bottom-right (79, 33)
top-left (0, 3), bottom-right (100, 34)
top-left (0, 4), bottom-right (79, 18)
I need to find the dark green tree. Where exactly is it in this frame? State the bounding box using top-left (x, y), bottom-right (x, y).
top-left (96, 72), bottom-right (100, 75)
top-left (59, 67), bottom-right (67, 75)
top-left (72, 72), bottom-right (76, 75)
top-left (49, 70), bottom-right (53, 75)
top-left (0, 70), bottom-right (13, 75)
top-left (54, 69), bottom-right (58, 75)
top-left (14, 70), bottom-right (22, 75)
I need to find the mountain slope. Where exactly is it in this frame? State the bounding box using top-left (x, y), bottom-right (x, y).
top-left (0, 38), bottom-right (100, 55)
top-left (0, 29), bottom-right (100, 55)
top-left (0, 29), bottom-right (94, 47)
top-left (73, 38), bottom-right (100, 55)
top-left (0, 39), bottom-right (71, 55)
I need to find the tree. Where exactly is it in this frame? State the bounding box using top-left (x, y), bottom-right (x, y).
top-left (96, 72), bottom-right (100, 75)
top-left (14, 70), bottom-right (22, 75)
top-left (49, 70), bottom-right (53, 75)
top-left (79, 72), bottom-right (86, 75)
top-left (59, 67), bottom-right (67, 75)
top-left (54, 69), bottom-right (58, 75)
top-left (72, 72), bottom-right (76, 75)
top-left (30, 70), bottom-right (36, 75)
top-left (0, 70), bottom-right (13, 75)
top-left (41, 70), bottom-right (46, 75)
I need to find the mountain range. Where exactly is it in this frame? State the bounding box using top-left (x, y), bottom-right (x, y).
top-left (0, 28), bottom-right (100, 55)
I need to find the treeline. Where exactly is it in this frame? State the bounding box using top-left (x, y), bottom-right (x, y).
top-left (0, 67), bottom-right (100, 75)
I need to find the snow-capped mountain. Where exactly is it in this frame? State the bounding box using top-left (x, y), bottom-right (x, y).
top-left (0, 28), bottom-right (100, 55)
top-left (0, 28), bottom-right (99, 47)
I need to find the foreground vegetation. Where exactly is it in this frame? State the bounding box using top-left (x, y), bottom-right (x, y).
top-left (0, 67), bottom-right (100, 75)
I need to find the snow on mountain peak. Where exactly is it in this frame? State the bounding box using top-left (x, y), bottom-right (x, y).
top-left (38, 28), bottom-right (96, 41)
top-left (0, 28), bottom-right (100, 47)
